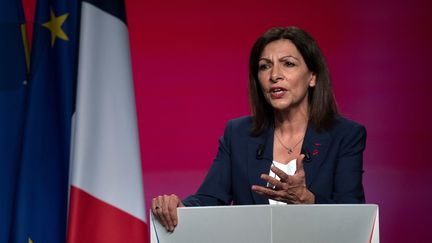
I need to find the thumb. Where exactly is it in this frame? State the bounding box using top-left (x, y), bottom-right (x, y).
top-left (295, 154), bottom-right (305, 175)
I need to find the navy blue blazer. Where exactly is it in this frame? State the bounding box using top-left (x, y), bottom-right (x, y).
top-left (183, 116), bottom-right (366, 206)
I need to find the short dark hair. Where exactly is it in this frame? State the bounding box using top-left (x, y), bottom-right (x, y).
top-left (248, 26), bottom-right (339, 136)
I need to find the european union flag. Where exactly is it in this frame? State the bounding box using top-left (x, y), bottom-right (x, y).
top-left (0, 0), bottom-right (28, 242)
top-left (11, 0), bottom-right (79, 242)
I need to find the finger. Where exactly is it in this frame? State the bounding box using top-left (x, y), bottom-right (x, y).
top-left (151, 197), bottom-right (157, 211)
top-left (294, 154), bottom-right (305, 175)
top-left (160, 196), bottom-right (176, 232)
top-left (168, 194), bottom-right (180, 227)
top-left (260, 174), bottom-right (285, 190)
top-left (152, 197), bottom-right (163, 211)
top-left (255, 184), bottom-right (304, 204)
top-left (154, 196), bottom-right (170, 231)
top-left (270, 166), bottom-right (289, 182)
top-left (151, 196), bottom-right (163, 214)
top-left (151, 197), bottom-right (160, 219)
top-left (251, 185), bottom-right (281, 200)
top-left (253, 185), bottom-right (297, 203)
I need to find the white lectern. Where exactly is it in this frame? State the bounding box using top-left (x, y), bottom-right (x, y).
top-left (150, 204), bottom-right (379, 243)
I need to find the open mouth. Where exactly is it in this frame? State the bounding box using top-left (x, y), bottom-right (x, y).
top-left (269, 87), bottom-right (287, 98)
top-left (270, 87), bottom-right (286, 95)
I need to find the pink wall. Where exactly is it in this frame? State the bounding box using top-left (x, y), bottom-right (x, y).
top-left (127, 0), bottom-right (432, 242)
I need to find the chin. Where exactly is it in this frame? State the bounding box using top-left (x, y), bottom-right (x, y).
top-left (269, 99), bottom-right (290, 107)
top-left (271, 103), bottom-right (292, 111)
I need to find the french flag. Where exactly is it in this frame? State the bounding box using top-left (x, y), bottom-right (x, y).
top-left (67, 0), bottom-right (147, 242)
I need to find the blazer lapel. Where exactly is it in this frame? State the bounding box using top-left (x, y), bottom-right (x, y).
top-left (248, 126), bottom-right (273, 204)
top-left (302, 123), bottom-right (331, 187)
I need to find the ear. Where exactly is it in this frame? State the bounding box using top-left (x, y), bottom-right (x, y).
top-left (309, 72), bottom-right (317, 87)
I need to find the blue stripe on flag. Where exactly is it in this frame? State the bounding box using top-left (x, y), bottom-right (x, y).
top-left (83, 0), bottom-right (127, 24)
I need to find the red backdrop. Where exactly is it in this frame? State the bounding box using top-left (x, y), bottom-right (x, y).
top-left (23, 0), bottom-right (432, 242)
top-left (128, 0), bottom-right (432, 241)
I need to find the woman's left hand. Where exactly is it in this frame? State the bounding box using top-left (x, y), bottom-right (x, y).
top-left (251, 154), bottom-right (315, 204)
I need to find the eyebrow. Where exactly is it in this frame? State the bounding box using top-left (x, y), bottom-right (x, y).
top-left (259, 55), bottom-right (300, 62)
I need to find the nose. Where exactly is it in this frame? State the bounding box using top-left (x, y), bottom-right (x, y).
top-left (270, 74), bottom-right (283, 83)
top-left (269, 65), bottom-right (284, 83)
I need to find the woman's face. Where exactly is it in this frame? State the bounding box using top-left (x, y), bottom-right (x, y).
top-left (258, 39), bottom-right (316, 112)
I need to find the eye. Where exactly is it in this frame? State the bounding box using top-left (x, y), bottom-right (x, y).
top-left (258, 63), bottom-right (271, 71)
top-left (283, 61), bottom-right (295, 67)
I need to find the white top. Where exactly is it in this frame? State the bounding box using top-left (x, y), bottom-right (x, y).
top-left (268, 159), bottom-right (297, 205)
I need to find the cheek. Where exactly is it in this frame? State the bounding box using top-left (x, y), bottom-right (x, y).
top-left (287, 75), bottom-right (311, 99)
top-left (297, 82), bottom-right (311, 97)
top-left (257, 77), bottom-right (267, 92)
top-left (295, 73), bottom-right (313, 89)
top-left (257, 73), bottom-right (266, 86)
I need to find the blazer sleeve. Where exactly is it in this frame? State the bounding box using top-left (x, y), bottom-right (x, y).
top-left (182, 121), bottom-right (233, 206)
top-left (313, 123), bottom-right (367, 204)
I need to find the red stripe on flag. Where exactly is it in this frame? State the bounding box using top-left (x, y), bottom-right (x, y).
top-left (67, 186), bottom-right (147, 243)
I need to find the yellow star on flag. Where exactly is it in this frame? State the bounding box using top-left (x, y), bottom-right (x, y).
top-left (42, 8), bottom-right (69, 47)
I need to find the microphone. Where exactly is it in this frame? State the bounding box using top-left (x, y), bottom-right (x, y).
top-left (256, 144), bottom-right (265, 160)
top-left (301, 147), bottom-right (312, 162)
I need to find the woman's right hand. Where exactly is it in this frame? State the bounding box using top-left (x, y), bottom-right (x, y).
top-left (151, 194), bottom-right (185, 232)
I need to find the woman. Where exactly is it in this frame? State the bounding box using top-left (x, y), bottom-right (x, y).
top-left (152, 26), bottom-right (366, 232)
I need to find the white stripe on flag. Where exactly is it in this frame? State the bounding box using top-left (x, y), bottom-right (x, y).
top-left (70, 2), bottom-right (145, 222)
